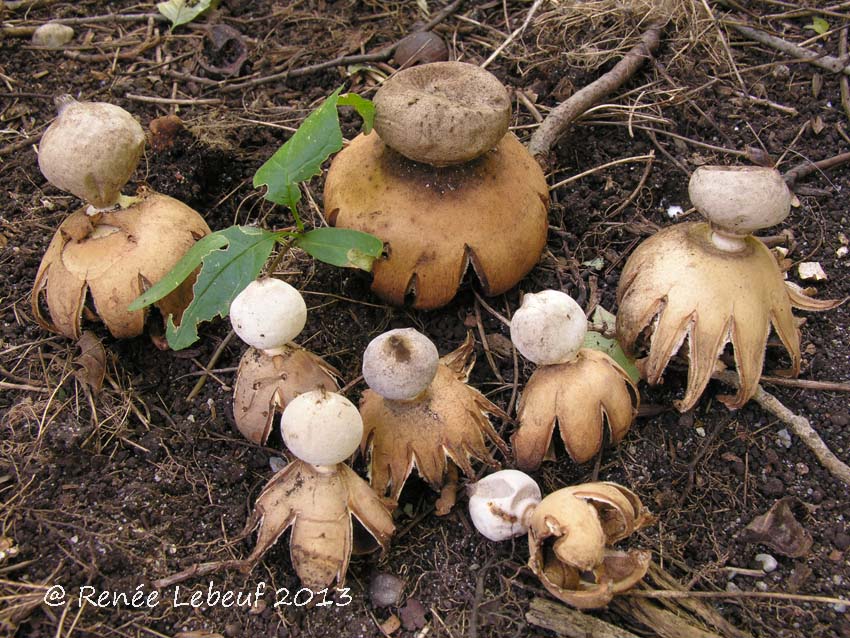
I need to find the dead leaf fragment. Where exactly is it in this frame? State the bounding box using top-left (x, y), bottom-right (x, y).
top-left (797, 262), bottom-right (827, 281)
top-left (399, 598), bottom-right (427, 630)
top-left (74, 331), bottom-right (105, 392)
top-left (380, 614), bottom-right (401, 635)
top-left (741, 497), bottom-right (813, 558)
top-left (149, 115), bottom-right (184, 152)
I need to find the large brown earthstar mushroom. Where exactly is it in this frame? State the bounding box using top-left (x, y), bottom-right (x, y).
top-left (324, 62), bottom-right (549, 310)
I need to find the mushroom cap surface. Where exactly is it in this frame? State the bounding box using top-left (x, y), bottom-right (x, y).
top-left (38, 98), bottom-right (145, 208)
top-left (325, 131), bottom-right (549, 309)
top-left (230, 278), bottom-right (307, 351)
top-left (31, 192), bottom-right (210, 340)
top-left (281, 390), bottom-right (364, 466)
top-left (373, 61), bottom-right (511, 165)
top-left (362, 328), bottom-right (439, 400)
top-left (510, 290), bottom-right (587, 365)
top-left (688, 165), bottom-right (792, 234)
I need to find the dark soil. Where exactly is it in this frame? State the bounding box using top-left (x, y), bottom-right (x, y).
top-left (1, 1), bottom-right (849, 637)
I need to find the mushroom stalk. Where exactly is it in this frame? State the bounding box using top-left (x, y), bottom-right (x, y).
top-left (708, 225), bottom-right (749, 252)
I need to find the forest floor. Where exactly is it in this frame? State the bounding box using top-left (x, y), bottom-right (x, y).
top-left (1, 1), bottom-right (849, 637)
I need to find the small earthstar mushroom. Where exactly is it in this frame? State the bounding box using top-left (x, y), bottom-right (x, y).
top-left (467, 472), bottom-right (653, 609)
top-left (510, 290), bottom-right (638, 470)
top-left (324, 61), bottom-right (549, 309)
top-left (229, 279), bottom-right (339, 444)
top-left (527, 482), bottom-right (653, 609)
top-left (359, 329), bottom-right (509, 515)
top-left (617, 166), bottom-right (842, 411)
top-left (31, 99), bottom-right (210, 341)
top-left (235, 391), bottom-right (394, 589)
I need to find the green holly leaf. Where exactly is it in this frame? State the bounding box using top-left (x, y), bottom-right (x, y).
top-left (156, 0), bottom-right (216, 29)
top-left (165, 226), bottom-right (278, 350)
top-left (295, 227), bottom-right (383, 271)
top-left (128, 232), bottom-right (229, 311)
top-left (583, 306), bottom-right (640, 384)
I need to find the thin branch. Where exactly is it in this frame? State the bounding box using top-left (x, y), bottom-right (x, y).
top-left (187, 331), bottom-right (236, 401)
top-left (783, 150), bottom-right (850, 187)
top-left (725, 22), bottom-right (850, 75)
top-left (124, 94), bottom-right (222, 105)
top-left (549, 154), bottom-right (655, 190)
top-left (220, 0), bottom-right (464, 93)
top-left (713, 370), bottom-right (850, 487)
top-left (528, 21), bottom-right (664, 159)
top-left (760, 375), bottom-right (850, 392)
top-left (630, 588), bottom-right (848, 606)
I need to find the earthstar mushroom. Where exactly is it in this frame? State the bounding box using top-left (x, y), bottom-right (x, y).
top-left (528, 482), bottom-right (653, 609)
top-left (616, 166), bottom-right (841, 411)
top-left (324, 61), bottom-right (549, 309)
top-left (359, 329), bottom-right (509, 514)
top-left (238, 391), bottom-right (394, 589)
top-left (31, 99), bottom-right (210, 341)
top-left (467, 472), bottom-right (653, 609)
top-left (510, 290), bottom-right (638, 470)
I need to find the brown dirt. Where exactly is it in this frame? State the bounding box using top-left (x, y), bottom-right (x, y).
top-left (1, 1), bottom-right (849, 637)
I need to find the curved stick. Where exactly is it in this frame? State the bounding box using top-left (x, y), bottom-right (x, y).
top-left (528, 21), bottom-right (664, 160)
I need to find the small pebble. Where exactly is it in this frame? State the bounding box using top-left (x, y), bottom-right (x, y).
top-left (835, 532), bottom-right (850, 551)
top-left (369, 572), bottom-right (404, 608)
top-left (269, 456), bottom-right (287, 473)
top-left (32, 22), bottom-right (75, 48)
top-left (726, 581), bottom-right (742, 592)
top-left (761, 477), bottom-right (785, 497)
top-left (776, 428), bottom-right (792, 449)
top-left (833, 603), bottom-right (847, 613)
top-left (666, 205), bottom-right (684, 219)
top-left (833, 575), bottom-right (844, 586)
top-left (830, 412), bottom-right (850, 427)
top-left (795, 463), bottom-right (809, 476)
top-left (755, 581), bottom-right (769, 592)
top-left (754, 553), bottom-right (778, 573)
top-left (695, 426), bottom-right (706, 437)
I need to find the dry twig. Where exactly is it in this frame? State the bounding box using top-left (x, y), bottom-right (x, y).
top-left (725, 22), bottom-right (850, 75)
top-left (528, 21), bottom-right (664, 159)
top-left (713, 370), bottom-right (850, 487)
